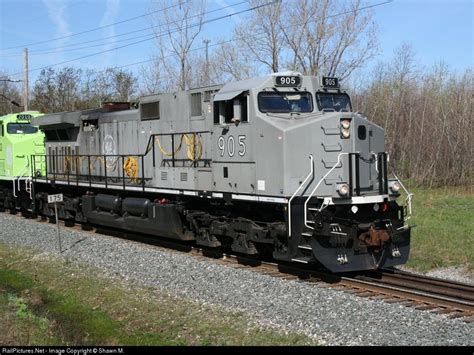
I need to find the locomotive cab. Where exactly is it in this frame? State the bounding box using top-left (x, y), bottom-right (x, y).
top-left (218, 72), bottom-right (412, 272)
top-left (0, 111), bottom-right (45, 212)
top-left (0, 112), bottom-right (45, 179)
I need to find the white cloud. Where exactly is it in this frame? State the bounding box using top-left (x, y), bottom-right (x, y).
top-left (100, 0), bottom-right (120, 66)
top-left (42, 0), bottom-right (72, 47)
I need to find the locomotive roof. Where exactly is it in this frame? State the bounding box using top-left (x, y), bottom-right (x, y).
top-left (31, 108), bottom-right (98, 128)
top-left (214, 76), bottom-right (270, 101)
top-left (0, 111), bottom-right (43, 123)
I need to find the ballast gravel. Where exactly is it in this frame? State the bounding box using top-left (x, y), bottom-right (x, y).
top-left (0, 212), bottom-right (472, 346)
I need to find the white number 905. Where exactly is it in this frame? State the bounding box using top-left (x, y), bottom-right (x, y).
top-left (218, 135), bottom-right (246, 157)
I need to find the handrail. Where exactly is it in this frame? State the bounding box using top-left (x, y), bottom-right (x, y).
top-left (288, 155), bottom-right (314, 238)
top-left (13, 162), bottom-right (30, 198)
top-left (304, 152), bottom-right (349, 230)
top-left (386, 154), bottom-right (413, 221)
top-left (17, 175), bottom-right (33, 199)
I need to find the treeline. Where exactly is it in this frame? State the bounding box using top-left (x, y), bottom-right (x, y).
top-left (30, 67), bottom-right (137, 113)
top-left (352, 45), bottom-right (472, 186)
top-left (0, 67), bottom-right (137, 114)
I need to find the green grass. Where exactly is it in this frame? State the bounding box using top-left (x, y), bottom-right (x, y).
top-left (405, 186), bottom-right (473, 272)
top-left (0, 243), bottom-right (315, 346)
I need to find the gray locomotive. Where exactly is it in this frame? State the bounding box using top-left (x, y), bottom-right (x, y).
top-left (30, 72), bottom-right (413, 272)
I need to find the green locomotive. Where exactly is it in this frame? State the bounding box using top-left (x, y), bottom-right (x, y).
top-left (0, 111), bottom-right (45, 212)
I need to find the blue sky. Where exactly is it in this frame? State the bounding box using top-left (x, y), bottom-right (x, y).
top-left (0, 0), bottom-right (472, 85)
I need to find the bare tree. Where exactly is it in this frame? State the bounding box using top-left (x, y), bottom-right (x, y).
top-left (31, 67), bottom-right (81, 113)
top-left (56, 67), bottom-right (81, 111)
top-left (30, 68), bottom-right (64, 113)
top-left (211, 41), bottom-right (259, 82)
top-left (0, 72), bottom-right (22, 115)
top-left (281, 0), bottom-right (378, 79)
top-left (30, 67), bottom-right (137, 113)
top-left (281, 0), bottom-right (332, 75)
top-left (139, 58), bottom-right (166, 95)
top-left (353, 45), bottom-right (473, 186)
top-left (223, 0), bottom-right (377, 80)
top-left (84, 68), bottom-right (137, 104)
top-left (233, 0), bottom-right (284, 73)
top-left (151, 0), bottom-right (206, 91)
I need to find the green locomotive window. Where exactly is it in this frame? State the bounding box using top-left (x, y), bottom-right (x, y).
top-left (258, 92), bottom-right (313, 114)
top-left (315, 92), bottom-right (352, 112)
top-left (7, 123), bottom-right (38, 134)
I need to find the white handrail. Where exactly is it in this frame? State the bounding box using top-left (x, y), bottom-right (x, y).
top-left (304, 152), bottom-right (349, 230)
top-left (288, 155), bottom-right (314, 238)
top-left (17, 176), bottom-right (33, 199)
top-left (386, 153), bottom-right (413, 221)
top-left (12, 162), bottom-right (30, 198)
top-left (391, 170), bottom-right (413, 221)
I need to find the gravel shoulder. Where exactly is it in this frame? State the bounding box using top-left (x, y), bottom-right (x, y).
top-left (0, 212), bottom-right (472, 346)
top-left (396, 265), bottom-right (473, 286)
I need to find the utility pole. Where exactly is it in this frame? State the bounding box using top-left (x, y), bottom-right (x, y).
top-left (203, 39), bottom-right (210, 85)
top-left (23, 48), bottom-right (29, 111)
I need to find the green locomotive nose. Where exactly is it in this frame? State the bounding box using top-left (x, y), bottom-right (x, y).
top-left (0, 111), bottom-right (45, 180)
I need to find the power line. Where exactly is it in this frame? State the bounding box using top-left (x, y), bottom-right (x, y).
top-left (0, 1), bottom-right (248, 58)
top-left (0, 1), bottom-right (249, 58)
top-left (0, 1), bottom-right (188, 51)
top-left (0, 79), bottom-right (22, 83)
top-left (0, 94), bottom-right (21, 107)
top-left (92, 39), bottom-right (234, 75)
top-left (7, 0), bottom-right (392, 80)
top-left (85, 0), bottom-right (393, 76)
top-left (326, 0), bottom-right (393, 19)
top-left (9, 1), bottom-right (278, 77)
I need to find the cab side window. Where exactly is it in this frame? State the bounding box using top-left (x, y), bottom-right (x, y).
top-left (213, 92), bottom-right (248, 124)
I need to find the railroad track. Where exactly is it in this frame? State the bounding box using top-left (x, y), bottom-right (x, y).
top-left (6, 210), bottom-right (474, 323)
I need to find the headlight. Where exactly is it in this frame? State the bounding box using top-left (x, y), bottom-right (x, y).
top-left (341, 119), bottom-right (351, 138)
top-left (337, 183), bottom-right (349, 196)
top-left (389, 180), bottom-right (401, 193)
top-left (341, 120), bottom-right (351, 129)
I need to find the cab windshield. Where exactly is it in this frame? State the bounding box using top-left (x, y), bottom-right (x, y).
top-left (7, 123), bottom-right (39, 134)
top-left (316, 93), bottom-right (352, 112)
top-left (258, 92), bottom-right (313, 113)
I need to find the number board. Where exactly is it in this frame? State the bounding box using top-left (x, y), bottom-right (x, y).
top-left (48, 194), bottom-right (63, 204)
top-left (16, 114), bottom-right (32, 122)
top-left (275, 76), bottom-right (301, 87)
top-left (322, 77), bottom-right (339, 88)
